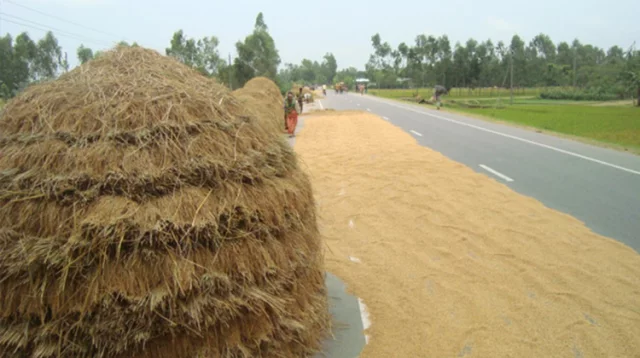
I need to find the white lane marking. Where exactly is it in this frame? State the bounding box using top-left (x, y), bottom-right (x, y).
top-left (317, 100), bottom-right (324, 110)
top-left (410, 130), bottom-right (423, 137)
top-left (479, 164), bottom-right (514, 182)
top-left (363, 97), bottom-right (640, 176)
top-left (357, 103), bottom-right (361, 107)
top-left (366, 108), bottom-right (371, 112)
top-left (358, 298), bottom-right (371, 344)
top-left (382, 116), bottom-right (390, 121)
top-left (349, 256), bottom-right (361, 263)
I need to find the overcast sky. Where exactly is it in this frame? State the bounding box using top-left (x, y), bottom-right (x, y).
top-left (1, 0), bottom-right (638, 69)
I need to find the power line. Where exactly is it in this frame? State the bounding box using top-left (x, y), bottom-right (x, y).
top-left (0, 17), bottom-right (114, 48)
top-left (0, 12), bottom-right (113, 46)
top-left (4, 0), bottom-right (127, 41)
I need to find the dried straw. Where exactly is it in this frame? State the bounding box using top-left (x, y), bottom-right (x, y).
top-left (0, 47), bottom-right (328, 357)
top-left (232, 77), bottom-right (284, 132)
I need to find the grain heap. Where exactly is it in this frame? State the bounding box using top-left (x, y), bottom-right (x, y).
top-left (0, 47), bottom-right (328, 357)
top-left (232, 77), bottom-right (284, 132)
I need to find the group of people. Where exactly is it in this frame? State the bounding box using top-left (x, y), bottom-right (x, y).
top-left (283, 87), bottom-right (305, 138)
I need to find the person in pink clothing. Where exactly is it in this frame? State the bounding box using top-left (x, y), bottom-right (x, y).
top-left (284, 91), bottom-right (299, 138)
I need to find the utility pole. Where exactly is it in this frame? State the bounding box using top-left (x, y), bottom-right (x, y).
top-left (228, 53), bottom-right (232, 90)
top-left (510, 51), bottom-right (514, 105)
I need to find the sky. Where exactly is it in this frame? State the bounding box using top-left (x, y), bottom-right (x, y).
top-left (1, 0), bottom-right (638, 69)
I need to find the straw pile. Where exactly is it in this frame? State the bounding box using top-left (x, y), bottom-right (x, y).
top-left (232, 77), bottom-right (284, 132)
top-left (0, 47), bottom-right (329, 357)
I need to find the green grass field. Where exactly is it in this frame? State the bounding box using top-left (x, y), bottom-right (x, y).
top-left (456, 105), bottom-right (640, 150)
top-left (369, 88), bottom-right (640, 151)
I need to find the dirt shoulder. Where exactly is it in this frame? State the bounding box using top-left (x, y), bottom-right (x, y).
top-left (295, 111), bottom-right (640, 358)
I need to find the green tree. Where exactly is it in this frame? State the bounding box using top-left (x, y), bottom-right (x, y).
top-left (607, 46), bottom-right (625, 65)
top-left (60, 52), bottom-right (70, 73)
top-left (234, 12), bottom-right (281, 86)
top-left (217, 62), bottom-right (238, 89)
top-left (77, 44), bottom-right (94, 64)
top-left (255, 12), bottom-right (268, 32)
top-left (300, 59), bottom-right (316, 83)
top-left (365, 31), bottom-right (639, 97)
top-left (166, 30), bottom-right (222, 76)
top-left (397, 42), bottom-right (409, 76)
top-left (33, 31), bottom-right (62, 81)
top-left (625, 48), bottom-right (640, 106)
top-left (435, 36), bottom-right (453, 87)
top-left (0, 35), bottom-right (14, 98)
top-left (166, 30), bottom-right (199, 68)
top-left (509, 35), bottom-right (526, 88)
top-left (322, 53), bottom-right (338, 83)
top-left (12, 33), bottom-right (37, 92)
top-left (196, 36), bottom-right (223, 75)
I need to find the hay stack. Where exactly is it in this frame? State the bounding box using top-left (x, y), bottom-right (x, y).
top-left (0, 47), bottom-right (329, 357)
top-left (232, 77), bottom-right (284, 132)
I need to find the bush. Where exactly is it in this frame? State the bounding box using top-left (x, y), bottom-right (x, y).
top-left (539, 88), bottom-right (619, 101)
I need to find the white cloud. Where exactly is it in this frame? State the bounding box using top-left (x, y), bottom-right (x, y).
top-left (487, 16), bottom-right (514, 32)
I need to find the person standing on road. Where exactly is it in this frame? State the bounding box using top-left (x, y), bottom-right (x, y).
top-left (433, 85), bottom-right (448, 110)
top-left (284, 91), bottom-right (299, 138)
top-left (297, 87), bottom-right (304, 113)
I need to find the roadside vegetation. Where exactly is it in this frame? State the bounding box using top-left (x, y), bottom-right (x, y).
top-left (362, 31), bottom-right (639, 151)
top-left (457, 103), bottom-right (640, 150)
top-left (370, 88), bottom-right (640, 150)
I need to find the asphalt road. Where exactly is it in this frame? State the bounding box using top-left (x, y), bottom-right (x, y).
top-left (318, 92), bottom-right (640, 252)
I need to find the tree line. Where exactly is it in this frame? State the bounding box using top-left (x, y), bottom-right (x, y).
top-left (365, 33), bottom-right (640, 101)
top-left (0, 32), bottom-right (70, 98)
top-left (162, 13), bottom-right (340, 93)
top-left (1, 14), bottom-right (638, 102)
top-left (0, 29), bottom-right (139, 99)
top-left (0, 13), bottom-right (314, 99)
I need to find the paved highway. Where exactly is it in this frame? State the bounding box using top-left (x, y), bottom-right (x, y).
top-left (318, 92), bottom-right (640, 252)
